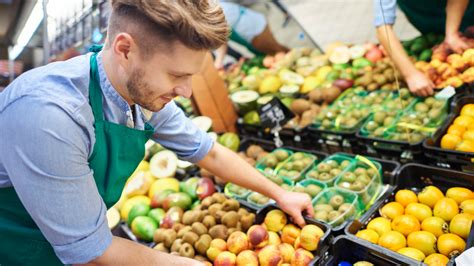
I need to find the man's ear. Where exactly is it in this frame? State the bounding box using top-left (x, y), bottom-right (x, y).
top-left (111, 32), bottom-right (138, 72)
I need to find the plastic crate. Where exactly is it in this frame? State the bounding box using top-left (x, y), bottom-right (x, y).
top-left (345, 164), bottom-right (474, 265)
top-left (424, 95), bottom-right (474, 173)
top-left (318, 235), bottom-right (418, 265)
top-left (255, 204), bottom-right (331, 263)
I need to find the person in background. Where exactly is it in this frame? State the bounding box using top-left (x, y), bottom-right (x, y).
top-left (214, 0), bottom-right (289, 69)
top-left (374, 0), bottom-right (474, 96)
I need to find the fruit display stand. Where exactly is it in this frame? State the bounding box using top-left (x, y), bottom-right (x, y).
top-left (317, 235), bottom-right (416, 265)
top-left (356, 94), bottom-right (450, 163)
top-left (424, 95), bottom-right (474, 173)
top-left (345, 163), bottom-right (474, 265)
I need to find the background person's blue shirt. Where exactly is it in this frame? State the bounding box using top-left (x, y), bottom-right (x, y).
top-left (0, 52), bottom-right (214, 264)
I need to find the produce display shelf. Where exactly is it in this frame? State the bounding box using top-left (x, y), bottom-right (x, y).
top-left (424, 95), bottom-right (474, 173)
top-left (345, 163), bottom-right (474, 265)
top-left (307, 125), bottom-right (364, 155)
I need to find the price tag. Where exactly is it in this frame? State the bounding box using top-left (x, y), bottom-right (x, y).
top-left (258, 97), bottom-right (294, 147)
top-left (435, 85), bottom-right (456, 100)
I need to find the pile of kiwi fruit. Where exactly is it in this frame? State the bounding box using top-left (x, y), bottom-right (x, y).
top-left (153, 193), bottom-right (255, 261)
top-left (277, 152), bottom-right (315, 182)
top-left (306, 159), bottom-right (352, 183)
top-left (313, 192), bottom-right (356, 226)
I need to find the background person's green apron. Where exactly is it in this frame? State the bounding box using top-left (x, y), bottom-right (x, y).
top-left (0, 47), bottom-right (154, 266)
top-left (397, 0), bottom-right (474, 34)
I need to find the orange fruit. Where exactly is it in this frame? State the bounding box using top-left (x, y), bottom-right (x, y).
top-left (437, 233), bottom-right (466, 257)
top-left (453, 115), bottom-right (474, 128)
top-left (378, 231), bottom-right (406, 251)
top-left (424, 253), bottom-right (450, 266)
top-left (421, 217), bottom-right (449, 237)
top-left (380, 202), bottom-right (405, 220)
top-left (407, 231), bottom-right (437, 256)
top-left (446, 187), bottom-right (473, 204)
top-left (392, 215), bottom-right (421, 236)
top-left (433, 198), bottom-right (459, 222)
top-left (463, 130), bottom-right (474, 142)
top-left (440, 134), bottom-right (462, 150)
top-left (460, 104), bottom-right (474, 117)
top-left (456, 140), bottom-right (474, 152)
top-left (405, 203), bottom-right (432, 222)
top-left (449, 213), bottom-right (473, 239)
top-left (367, 217), bottom-right (392, 236)
top-left (447, 124), bottom-right (466, 137)
top-left (397, 247), bottom-right (426, 261)
top-left (418, 186), bottom-right (444, 208)
top-left (395, 189), bottom-right (418, 207)
top-left (356, 229), bottom-right (379, 244)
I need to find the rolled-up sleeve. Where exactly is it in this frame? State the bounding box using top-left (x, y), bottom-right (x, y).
top-left (149, 101), bottom-right (214, 163)
top-left (374, 0), bottom-right (397, 27)
top-left (0, 97), bottom-right (112, 264)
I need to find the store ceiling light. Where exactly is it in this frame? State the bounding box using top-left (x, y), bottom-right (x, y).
top-left (9, 0), bottom-right (43, 60)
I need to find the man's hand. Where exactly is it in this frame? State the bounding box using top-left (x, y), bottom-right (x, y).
top-left (406, 70), bottom-right (435, 97)
top-left (275, 191), bottom-right (314, 227)
top-left (445, 33), bottom-right (470, 54)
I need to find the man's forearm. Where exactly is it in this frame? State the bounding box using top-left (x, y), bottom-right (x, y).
top-left (376, 25), bottom-right (416, 79)
top-left (446, 0), bottom-right (469, 37)
top-left (198, 143), bottom-right (286, 202)
top-left (78, 236), bottom-right (198, 266)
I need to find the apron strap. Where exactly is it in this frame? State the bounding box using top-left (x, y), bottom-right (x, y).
top-left (89, 48), bottom-right (105, 122)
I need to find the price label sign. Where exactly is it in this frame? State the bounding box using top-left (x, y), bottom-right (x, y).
top-left (258, 97), bottom-right (294, 131)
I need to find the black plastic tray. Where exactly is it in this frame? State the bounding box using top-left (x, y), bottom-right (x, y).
top-left (424, 95), bottom-right (474, 173)
top-left (318, 235), bottom-right (418, 265)
top-left (308, 125), bottom-right (364, 155)
top-left (345, 164), bottom-right (474, 265)
top-left (255, 204), bottom-right (331, 264)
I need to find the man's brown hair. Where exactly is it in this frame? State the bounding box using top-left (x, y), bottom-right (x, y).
top-left (107, 0), bottom-right (229, 55)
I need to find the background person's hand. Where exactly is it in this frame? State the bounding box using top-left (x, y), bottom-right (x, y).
top-left (445, 33), bottom-right (470, 54)
top-left (276, 191), bottom-right (314, 227)
top-left (406, 70), bottom-right (435, 97)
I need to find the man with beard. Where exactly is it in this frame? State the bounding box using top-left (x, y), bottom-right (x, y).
top-left (0, 1), bottom-right (313, 265)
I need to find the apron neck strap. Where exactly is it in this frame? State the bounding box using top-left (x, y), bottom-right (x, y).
top-left (89, 46), bottom-right (105, 122)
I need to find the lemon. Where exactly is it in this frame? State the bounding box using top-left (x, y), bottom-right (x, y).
top-left (405, 203), bottom-right (432, 222)
top-left (356, 229), bottom-right (379, 244)
top-left (367, 217), bottom-right (392, 236)
top-left (380, 202), bottom-right (404, 220)
top-left (397, 247), bottom-right (426, 261)
top-left (407, 231), bottom-right (437, 256)
top-left (421, 217), bottom-right (449, 237)
top-left (418, 186), bottom-right (444, 208)
top-left (378, 231), bottom-right (406, 251)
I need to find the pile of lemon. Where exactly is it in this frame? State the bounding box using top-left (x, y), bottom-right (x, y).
top-left (355, 186), bottom-right (473, 265)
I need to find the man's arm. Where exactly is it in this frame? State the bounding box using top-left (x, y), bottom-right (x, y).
top-left (445, 0), bottom-right (470, 53)
top-left (376, 25), bottom-right (435, 96)
top-left (79, 237), bottom-right (202, 266)
top-left (197, 143), bottom-right (314, 227)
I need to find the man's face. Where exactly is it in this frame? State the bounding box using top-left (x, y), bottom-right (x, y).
top-left (126, 42), bottom-right (206, 112)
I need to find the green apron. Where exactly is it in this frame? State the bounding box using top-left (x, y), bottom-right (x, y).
top-left (0, 46), bottom-right (154, 266)
top-left (398, 0), bottom-right (474, 34)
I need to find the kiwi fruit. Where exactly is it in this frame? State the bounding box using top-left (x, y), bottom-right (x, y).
top-left (274, 149), bottom-right (290, 161)
top-left (170, 238), bottom-right (183, 253)
top-left (328, 210), bottom-right (344, 225)
top-left (314, 210), bottom-right (328, 222)
top-left (237, 208), bottom-right (249, 217)
top-left (293, 186), bottom-right (306, 193)
top-left (191, 222), bottom-right (208, 236)
top-left (212, 193), bottom-right (227, 204)
top-left (177, 226), bottom-right (192, 238)
top-left (154, 242), bottom-right (169, 253)
top-left (246, 145), bottom-right (264, 159)
top-left (354, 167), bottom-right (367, 176)
top-left (194, 234), bottom-right (212, 255)
top-left (182, 231), bottom-right (199, 246)
top-left (318, 173), bottom-right (332, 181)
top-left (179, 243), bottom-right (195, 258)
top-left (201, 197), bottom-right (216, 209)
top-left (227, 228), bottom-right (239, 235)
top-left (172, 223), bottom-right (185, 233)
top-left (209, 225), bottom-right (229, 240)
top-left (194, 255), bottom-right (208, 262)
top-left (329, 195), bottom-right (344, 208)
top-left (215, 210), bottom-right (226, 224)
top-left (163, 229), bottom-right (177, 248)
top-left (222, 199), bottom-right (240, 212)
top-left (153, 228), bottom-right (166, 243)
top-left (221, 211), bottom-right (239, 228)
top-left (339, 203), bottom-right (355, 219)
top-left (306, 184), bottom-right (322, 197)
top-left (316, 163), bottom-right (330, 173)
top-left (202, 215), bottom-right (216, 229)
top-left (208, 203), bottom-right (223, 217)
top-left (314, 203), bottom-right (334, 212)
top-left (240, 213), bottom-right (256, 232)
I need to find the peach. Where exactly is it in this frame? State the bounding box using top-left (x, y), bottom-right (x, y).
top-left (258, 245), bottom-right (283, 266)
top-left (206, 239), bottom-right (227, 262)
top-left (299, 225), bottom-right (323, 251)
top-left (236, 250), bottom-right (258, 266)
top-left (294, 236), bottom-right (301, 250)
top-left (214, 251), bottom-right (237, 266)
top-left (247, 225), bottom-right (269, 248)
top-left (268, 231), bottom-right (281, 245)
top-left (278, 243), bottom-right (295, 263)
top-left (264, 209), bottom-right (287, 232)
top-left (290, 248), bottom-right (314, 266)
top-left (281, 224), bottom-right (301, 246)
top-left (227, 231), bottom-right (249, 254)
